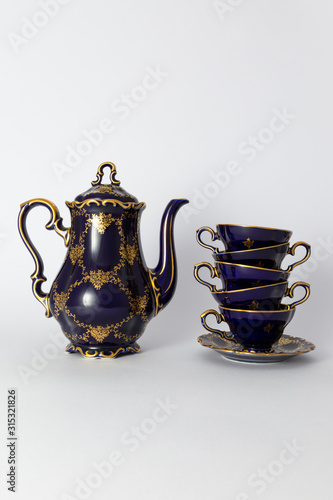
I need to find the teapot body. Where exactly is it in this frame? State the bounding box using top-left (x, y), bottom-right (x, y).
top-left (18, 162), bottom-right (189, 358)
top-left (49, 200), bottom-right (155, 356)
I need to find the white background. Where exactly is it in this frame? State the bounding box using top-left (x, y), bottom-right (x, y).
top-left (1, 0), bottom-right (333, 499)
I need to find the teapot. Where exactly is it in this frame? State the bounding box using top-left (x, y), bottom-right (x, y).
top-left (18, 162), bottom-right (189, 358)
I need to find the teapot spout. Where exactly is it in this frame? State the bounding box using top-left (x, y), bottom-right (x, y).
top-left (148, 199), bottom-right (189, 315)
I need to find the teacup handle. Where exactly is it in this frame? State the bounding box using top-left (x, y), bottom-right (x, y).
top-left (193, 262), bottom-right (222, 292)
top-left (200, 309), bottom-right (236, 342)
top-left (196, 226), bottom-right (221, 253)
top-left (284, 241), bottom-right (311, 272)
top-left (285, 281), bottom-right (310, 307)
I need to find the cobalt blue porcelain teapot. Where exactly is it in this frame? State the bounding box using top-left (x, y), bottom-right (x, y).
top-left (18, 162), bottom-right (189, 358)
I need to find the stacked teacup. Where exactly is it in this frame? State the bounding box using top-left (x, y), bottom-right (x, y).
top-left (194, 224), bottom-right (311, 351)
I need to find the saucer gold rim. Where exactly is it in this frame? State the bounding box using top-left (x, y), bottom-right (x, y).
top-left (197, 333), bottom-right (316, 357)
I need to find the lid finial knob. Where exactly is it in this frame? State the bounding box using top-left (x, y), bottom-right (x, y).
top-left (91, 162), bottom-right (121, 187)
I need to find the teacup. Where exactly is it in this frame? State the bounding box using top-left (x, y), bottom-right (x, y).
top-left (196, 224), bottom-right (292, 253)
top-left (201, 305), bottom-right (296, 351)
top-left (211, 281), bottom-right (310, 310)
top-left (214, 241), bottom-right (311, 271)
top-left (194, 261), bottom-right (290, 291)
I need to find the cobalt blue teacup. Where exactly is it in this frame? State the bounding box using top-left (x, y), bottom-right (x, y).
top-left (213, 241), bottom-right (311, 271)
top-left (201, 305), bottom-right (296, 351)
top-left (194, 261), bottom-right (290, 292)
top-left (196, 224), bottom-right (293, 253)
top-left (210, 281), bottom-right (310, 310)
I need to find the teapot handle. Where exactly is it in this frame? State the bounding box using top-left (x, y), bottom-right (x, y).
top-left (18, 199), bottom-right (70, 318)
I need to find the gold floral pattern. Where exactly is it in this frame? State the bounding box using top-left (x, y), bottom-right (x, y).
top-left (52, 283), bottom-right (69, 317)
top-left (264, 323), bottom-right (273, 333)
top-left (69, 243), bottom-right (84, 264)
top-left (198, 332), bottom-right (316, 359)
top-left (243, 238), bottom-right (254, 249)
top-left (130, 285), bottom-right (150, 321)
top-left (248, 300), bottom-right (260, 310)
top-left (64, 331), bottom-right (90, 343)
top-left (120, 244), bottom-right (139, 265)
top-left (95, 185), bottom-right (115, 194)
top-left (52, 206), bottom-right (151, 346)
top-left (92, 213), bottom-right (116, 234)
top-left (87, 325), bottom-right (111, 343)
top-left (88, 269), bottom-right (112, 290)
top-left (277, 336), bottom-right (295, 346)
top-left (92, 184), bottom-right (134, 198)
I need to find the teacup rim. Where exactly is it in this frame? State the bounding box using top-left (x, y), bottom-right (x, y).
top-left (213, 242), bottom-right (290, 256)
top-left (218, 304), bottom-right (295, 314)
top-left (215, 223), bottom-right (293, 233)
top-left (211, 280), bottom-right (289, 295)
top-left (214, 261), bottom-right (291, 274)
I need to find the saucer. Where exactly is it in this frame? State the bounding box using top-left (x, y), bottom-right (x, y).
top-left (197, 332), bottom-right (315, 363)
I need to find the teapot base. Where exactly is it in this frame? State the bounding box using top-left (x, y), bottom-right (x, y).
top-left (65, 342), bottom-right (141, 358)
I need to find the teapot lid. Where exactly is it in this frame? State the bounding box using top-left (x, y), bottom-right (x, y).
top-left (68, 162), bottom-right (145, 210)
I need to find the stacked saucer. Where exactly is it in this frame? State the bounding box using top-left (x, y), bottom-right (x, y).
top-left (194, 224), bottom-right (315, 363)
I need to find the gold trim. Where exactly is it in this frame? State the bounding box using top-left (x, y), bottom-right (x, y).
top-left (148, 269), bottom-right (163, 315)
top-left (218, 305), bottom-right (294, 313)
top-left (193, 262), bottom-right (220, 292)
top-left (159, 212), bottom-right (175, 294)
top-left (214, 260), bottom-right (290, 273)
top-left (196, 226), bottom-right (219, 252)
top-left (91, 161), bottom-right (120, 186)
top-left (286, 241), bottom-right (311, 272)
top-left (200, 309), bottom-right (235, 341)
top-left (18, 198), bottom-right (70, 318)
top-left (66, 199), bottom-right (146, 210)
top-left (286, 281), bottom-right (310, 307)
top-left (18, 198), bottom-right (70, 246)
top-left (197, 334), bottom-right (315, 356)
top-left (211, 280), bottom-right (289, 295)
top-left (215, 223), bottom-right (292, 233)
top-left (215, 242), bottom-right (290, 256)
top-left (65, 344), bottom-right (141, 358)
